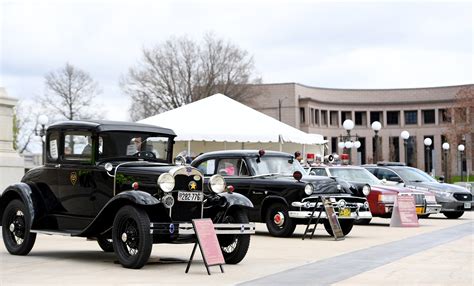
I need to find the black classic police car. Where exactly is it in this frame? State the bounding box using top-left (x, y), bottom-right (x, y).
top-left (191, 150), bottom-right (371, 237)
top-left (0, 120), bottom-right (255, 269)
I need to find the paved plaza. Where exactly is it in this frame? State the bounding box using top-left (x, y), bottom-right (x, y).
top-left (0, 213), bottom-right (472, 285)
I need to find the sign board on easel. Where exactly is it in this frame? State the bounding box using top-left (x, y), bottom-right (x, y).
top-left (390, 195), bottom-right (419, 227)
top-left (185, 218), bottom-right (225, 275)
top-left (323, 197), bottom-right (345, 240)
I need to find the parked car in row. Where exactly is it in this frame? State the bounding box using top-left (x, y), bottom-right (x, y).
top-left (0, 120), bottom-right (255, 269)
top-left (191, 150), bottom-right (372, 237)
top-left (305, 165), bottom-right (441, 223)
top-left (365, 163), bottom-right (473, 219)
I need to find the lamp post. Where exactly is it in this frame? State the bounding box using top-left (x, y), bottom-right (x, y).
top-left (36, 115), bottom-right (49, 165)
top-left (401, 130), bottom-right (410, 165)
top-left (442, 142), bottom-right (450, 182)
top-left (424, 137), bottom-right (432, 174)
top-left (458, 144), bottom-right (465, 182)
top-left (371, 121), bottom-right (382, 163)
top-left (342, 119), bottom-right (354, 163)
top-left (278, 97), bottom-right (287, 121)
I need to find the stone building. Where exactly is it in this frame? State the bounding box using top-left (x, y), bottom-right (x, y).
top-left (248, 83), bottom-right (473, 178)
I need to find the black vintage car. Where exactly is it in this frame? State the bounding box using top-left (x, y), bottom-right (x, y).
top-left (191, 150), bottom-right (372, 237)
top-left (0, 120), bottom-right (255, 269)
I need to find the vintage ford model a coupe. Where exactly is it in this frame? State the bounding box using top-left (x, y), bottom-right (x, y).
top-left (0, 121), bottom-right (255, 269)
top-left (191, 150), bottom-right (372, 237)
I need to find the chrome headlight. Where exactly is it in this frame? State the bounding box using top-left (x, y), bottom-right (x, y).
top-left (362, 185), bottom-right (371, 196)
top-left (209, 174), bottom-right (226, 194)
top-left (304, 184), bottom-right (314, 196)
top-left (158, 173), bottom-right (175, 193)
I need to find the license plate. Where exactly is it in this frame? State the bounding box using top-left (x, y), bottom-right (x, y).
top-left (464, 202), bottom-right (471, 209)
top-left (416, 207), bottom-right (424, 214)
top-left (177, 191), bottom-right (203, 202)
top-left (339, 208), bottom-right (351, 217)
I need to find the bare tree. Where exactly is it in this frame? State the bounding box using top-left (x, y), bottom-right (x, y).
top-left (41, 63), bottom-right (102, 120)
top-left (444, 86), bottom-right (474, 143)
top-left (122, 33), bottom-right (261, 121)
top-left (13, 100), bottom-right (39, 153)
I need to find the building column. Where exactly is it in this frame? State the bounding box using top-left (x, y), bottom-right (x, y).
top-left (0, 88), bottom-right (25, 191)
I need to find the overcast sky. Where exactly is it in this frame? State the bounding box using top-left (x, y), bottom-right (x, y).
top-left (1, 0), bottom-right (472, 122)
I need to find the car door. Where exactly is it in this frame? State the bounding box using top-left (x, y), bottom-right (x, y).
top-left (375, 168), bottom-right (403, 186)
top-left (56, 131), bottom-right (96, 221)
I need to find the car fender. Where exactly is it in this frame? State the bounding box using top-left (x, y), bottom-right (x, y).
top-left (0, 183), bottom-right (37, 226)
top-left (78, 190), bottom-right (162, 237)
top-left (218, 192), bottom-right (254, 209)
top-left (260, 195), bottom-right (289, 220)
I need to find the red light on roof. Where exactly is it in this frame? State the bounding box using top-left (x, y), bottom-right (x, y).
top-left (340, 154), bottom-right (349, 160)
top-left (306, 153), bottom-right (315, 159)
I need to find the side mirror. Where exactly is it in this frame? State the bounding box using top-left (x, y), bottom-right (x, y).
top-left (174, 155), bottom-right (187, 166)
top-left (438, 176), bottom-right (445, 183)
top-left (381, 178), bottom-right (387, 184)
top-left (309, 171), bottom-right (316, 176)
top-left (388, 176), bottom-right (403, 183)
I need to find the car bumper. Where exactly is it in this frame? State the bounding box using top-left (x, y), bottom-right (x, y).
top-left (288, 210), bottom-right (372, 220)
top-left (440, 201), bottom-right (473, 212)
top-left (149, 222), bottom-right (256, 235)
top-left (379, 203), bottom-right (442, 215)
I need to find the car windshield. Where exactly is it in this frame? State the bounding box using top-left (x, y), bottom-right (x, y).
top-left (248, 155), bottom-right (305, 176)
top-left (98, 131), bottom-right (171, 162)
top-left (395, 167), bottom-right (437, 183)
top-left (330, 168), bottom-right (380, 185)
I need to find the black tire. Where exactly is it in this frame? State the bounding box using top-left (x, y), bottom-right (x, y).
top-left (112, 205), bottom-right (152, 269)
top-left (217, 209), bottom-right (251, 264)
top-left (97, 235), bottom-right (114, 252)
top-left (443, 211), bottom-right (464, 219)
top-left (265, 202), bottom-right (296, 237)
top-left (1, 199), bottom-right (37, 255)
top-left (354, 218), bottom-right (372, 225)
top-left (418, 214), bottom-right (430, 219)
top-left (324, 219), bottom-right (354, 237)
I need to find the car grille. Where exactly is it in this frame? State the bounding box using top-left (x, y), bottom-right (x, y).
top-left (453, 193), bottom-right (473, 201)
top-left (170, 174), bottom-right (203, 221)
top-left (413, 193), bottom-right (425, 205)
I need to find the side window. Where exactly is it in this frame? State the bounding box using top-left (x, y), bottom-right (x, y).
top-left (311, 168), bottom-right (328, 176)
top-left (196, 159), bottom-right (216, 176)
top-left (377, 169), bottom-right (399, 181)
top-left (63, 131), bottom-right (93, 162)
top-left (48, 132), bottom-right (59, 161)
top-left (217, 158), bottom-right (239, 176)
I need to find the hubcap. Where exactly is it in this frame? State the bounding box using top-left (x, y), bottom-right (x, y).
top-left (121, 233), bottom-right (128, 242)
top-left (9, 223), bottom-right (15, 232)
top-left (274, 212), bottom-right (285, 226)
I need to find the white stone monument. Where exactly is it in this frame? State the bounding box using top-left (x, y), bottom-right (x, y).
top-left (0, 88), bottom-right (25, 192)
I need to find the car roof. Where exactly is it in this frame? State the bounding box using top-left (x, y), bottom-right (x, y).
top-left (47, 120), bottom-right (176, 136)
top-left (194, 150), bottom-right (293, 161)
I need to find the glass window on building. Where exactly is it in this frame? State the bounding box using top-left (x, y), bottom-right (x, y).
top-left (310, 108), bottom-right (314, 125)
top-left (407, 136), bottom-right (417, 167)
top-left (321, 110), bottom-right (328, 126)
top-left (404, 110), bottom-right (417, 125)
top-left (330, 111), bottom-right (338, 126)
top-left (331, 137), bottom-right (337, 154)
top-left (355, 111), bottom-right (367, 126)
top-left (422, 110), bottom-right (435, 124)
top-left (300, 107), bottom-right (306, 124)
top-left (370, 111), bottom-right (382, 124)
top-left (439, 108), bottom-right (451, 124)
top-left (314, 109), bottom-right (319, 125)
top-left (389, 136), bottom-right (400, 162)
top-left (387, 111), bottom-right (400, 125)
top-left (341, 111), bottom-right (351, 123)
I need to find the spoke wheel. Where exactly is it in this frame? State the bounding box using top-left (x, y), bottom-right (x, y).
top-left (112, 205), bottom-right (152, 269)
top-left (217, 209), bottom-right (251, 264)
top-left (265, 202), bottom-right (296, 237)
top-left (2, 200), bottom-right (36, 255)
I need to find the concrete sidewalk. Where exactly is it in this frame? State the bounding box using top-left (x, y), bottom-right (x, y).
top-left (0, 213), bottom-right (472, 285)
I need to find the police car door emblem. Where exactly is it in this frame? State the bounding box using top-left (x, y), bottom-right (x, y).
top-left (189, 181), bottom-right (197, 190)
top-left (70, 172), bottom-right (78, 186)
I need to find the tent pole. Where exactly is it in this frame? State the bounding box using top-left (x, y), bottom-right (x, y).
top-left (302, 144), bottom-right (306, 162)
top-left (187, 140), bottom-right (191, 155)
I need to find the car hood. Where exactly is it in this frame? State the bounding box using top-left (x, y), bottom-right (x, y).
top-left (406, 181), bottom-right (470, 194)
top-left (271, 175), bottom-right (350, 194)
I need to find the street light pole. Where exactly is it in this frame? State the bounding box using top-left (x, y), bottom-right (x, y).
top-left (442, 142), bottom-right (450, 182)
top-left (342, 119), bottom-right (355, 164)
top-left (36, 115), bottom-right (49, 165)
top-left (371, 121), bottom-right (381, 163)
top-left (401, 130), bottom-right (410, 165)
top-left (424, 138), bottom-right (432, 174)
top-left (458, 144), bottom-right (465, 182)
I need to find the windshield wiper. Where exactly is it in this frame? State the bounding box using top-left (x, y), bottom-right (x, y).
top-left (253, 173), bottom-right (282, 178)
top-left (409, 180), bottom-right (424, 183)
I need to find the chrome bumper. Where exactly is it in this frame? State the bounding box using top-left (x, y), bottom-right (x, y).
top-left (425, 204), bottom-right (442, 214)
top-left (288, 210), bottom-right (372, 220)
top-left (149, 222), bottom-right (255, 235)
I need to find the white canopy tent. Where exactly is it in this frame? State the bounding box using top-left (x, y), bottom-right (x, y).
top-left (138, 94), bottom-right (326, 157)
